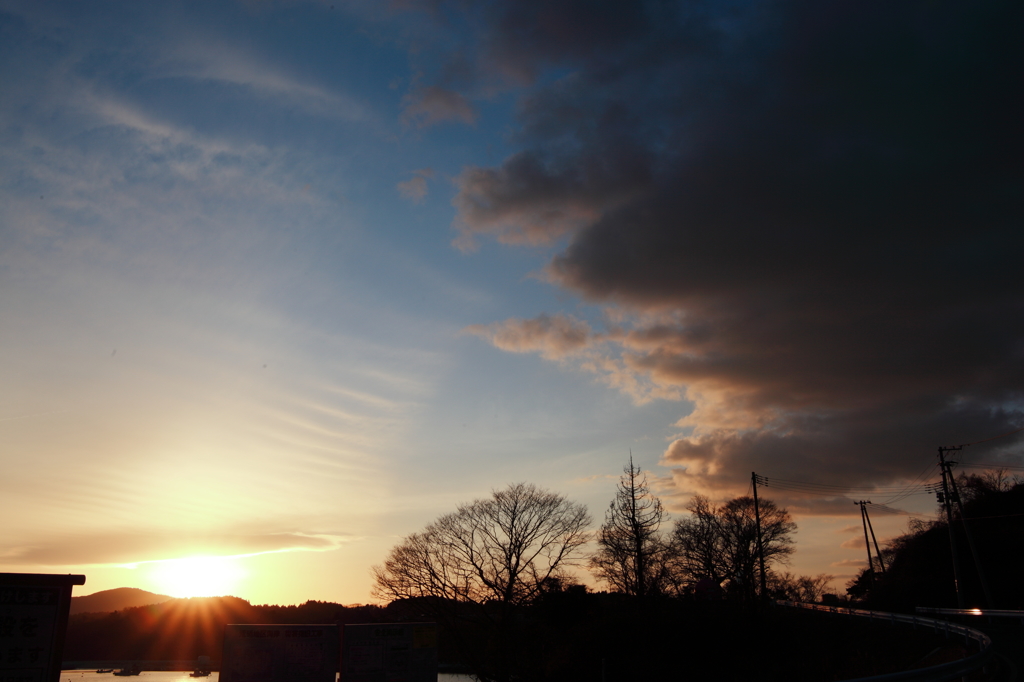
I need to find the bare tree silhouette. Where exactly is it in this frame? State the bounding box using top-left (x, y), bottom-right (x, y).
top-left (372, 482), bottom-right (590, 682)
top-left (671, 495), bottom-right (795, 601)
top-left (590, 456), bottom-right (670, 596)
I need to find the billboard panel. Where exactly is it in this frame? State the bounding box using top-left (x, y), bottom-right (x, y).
top-left (220, 624), bottom-right (339, 682)
top-left (340, 623), bottom-right (436, 682)
top-left (0, 573), bottom-right (85, 682)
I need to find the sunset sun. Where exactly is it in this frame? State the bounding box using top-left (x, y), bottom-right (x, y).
top-left (149, 556), bottom-right (246, 598)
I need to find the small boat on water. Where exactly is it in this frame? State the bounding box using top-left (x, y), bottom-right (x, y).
top-left (189, 671), bottom-right (210, 678)
top-left (96, 670), bottom-right (113, 674)
top-left (112, 664), bottom-right (141, 676)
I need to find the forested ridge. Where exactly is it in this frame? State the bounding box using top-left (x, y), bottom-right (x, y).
top-left (849, 474), bottom-right (1024, 611)
top-left (64, 592), bottom-right (965, 681)
top-left (63, 597), bottom-right (390, 663)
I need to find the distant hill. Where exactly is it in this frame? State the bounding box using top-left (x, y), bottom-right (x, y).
top-left (71, 587), bottom-right (173, 614)
top-left (63, 597), bottom-right (391, 663)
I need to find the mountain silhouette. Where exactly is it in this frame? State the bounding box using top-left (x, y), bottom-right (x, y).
top-left (71, 587), bottom-right (173, 614)
top-left (63, 596), bottom-right (392, 663)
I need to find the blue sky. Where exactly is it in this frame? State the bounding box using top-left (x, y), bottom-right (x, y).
top-left (2, 0), bottom-right (1021, 604)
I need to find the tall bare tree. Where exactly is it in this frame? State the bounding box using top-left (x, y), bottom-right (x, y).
top-left (668, 494), bottom-right (728, 587)
top-left (720, 496), bottom-right (795, 600)
top-left (670, 495), bottom-right (795, 601)
top-left (590, 456), bottom-right (669, 596)
top-left (373, 482), bottom-right (591, 606)
top-left (372, 483), bottom-right (590, 682)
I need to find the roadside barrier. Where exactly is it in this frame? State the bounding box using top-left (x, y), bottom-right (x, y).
top-left (916, 606), bottom-right (1024, 625)
top-left (775, 601), bottom-right (993, 681)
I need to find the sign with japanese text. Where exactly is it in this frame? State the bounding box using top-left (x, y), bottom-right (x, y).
top-left (220, 624), bottom-right (338, 682)
top-left (0, 573), bottom-right (85, 682)
top-left (340, 623), bottom-right (436, 682)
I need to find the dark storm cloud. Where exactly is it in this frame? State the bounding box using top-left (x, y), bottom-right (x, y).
top-left (396, 0), bottom-right (656, 85)
top-left (414, 0), bottom-right (1024, 494)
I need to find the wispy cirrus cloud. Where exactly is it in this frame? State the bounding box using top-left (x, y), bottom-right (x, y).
top-left (831, 559), bottom-right (867, 569)
top-left (2, 529), bottom-right (354, 568)
top-left (157, 39), bottom-right (373, 123)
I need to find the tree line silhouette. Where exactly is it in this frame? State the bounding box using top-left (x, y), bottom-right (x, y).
top-left (370, 460), bottom-right (959, 682)
top-left (847, 471), bottom-right (1024, 611)
top-left (373, 460), bottom-right (817, 610)
top-left (370, 461), bottom-right (1023, 681)
top-left (65, 462), bottom-right (1023, 681)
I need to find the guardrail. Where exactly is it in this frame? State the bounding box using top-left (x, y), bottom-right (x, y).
top-left (775, 601), bottom-right (993, 682)
top-left (63, 661), bottom-right (219, 671)
top-left (916, 606), bottom-right (1024, 624)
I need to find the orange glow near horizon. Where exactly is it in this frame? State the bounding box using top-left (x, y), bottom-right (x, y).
top-left (147, 556), bottom-right (247, 598)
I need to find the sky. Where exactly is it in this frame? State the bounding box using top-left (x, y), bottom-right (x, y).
top-left (2, 0), bottom-right (1022, 605)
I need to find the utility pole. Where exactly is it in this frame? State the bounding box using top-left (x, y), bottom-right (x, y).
top-left (856, 501), bottom-right (886, 582)
top-left (752, 472), bottom-right (767, 599)
top-left (938, 447), bottom-right (965, 608)
top-left (856, 499), bottom-right (888, 573)
top-left (939, 446), bottom-right (994, 607)
top-left (857, 501), bottom-right (875, 584)
top-left (864, 503), bottom-right (885, 575)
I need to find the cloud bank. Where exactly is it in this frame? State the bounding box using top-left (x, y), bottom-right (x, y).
top-left (429, 0), bottom-right (1024, 495)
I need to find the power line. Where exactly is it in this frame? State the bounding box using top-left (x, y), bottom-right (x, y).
top-left (957, 462), bottom-right (1024, 471)
top-left (864, 502), bottom-right (930, 517)
top-left (757, 476), bottom-right (933, 495)
top-left (877, 461), bottom-right (941, 505)
top-left (748, 427), bottom-right (1021, 510)
top-left (952, 512), bottom-right (1024, 520)
top-left (758, 478), bottom-right (928, 492)
top-left (959, 424), bottom-right (1024, 447)
top-left (752, 474), bottom-right (937, 520)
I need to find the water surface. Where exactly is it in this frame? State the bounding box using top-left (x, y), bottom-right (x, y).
top-left (63, 670), bottom-right (474, 682)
